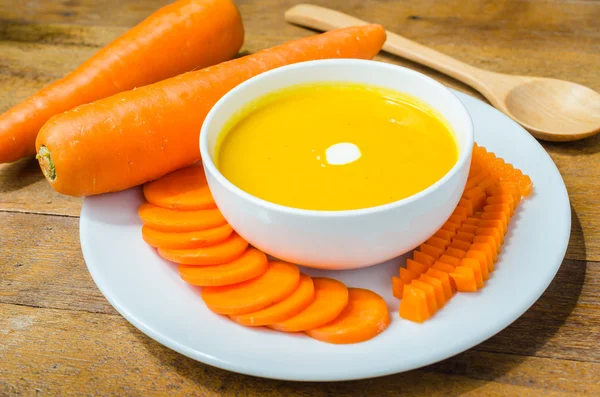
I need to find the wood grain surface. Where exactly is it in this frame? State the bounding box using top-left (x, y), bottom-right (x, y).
top-left (1, 0), bottom-right (599, 395)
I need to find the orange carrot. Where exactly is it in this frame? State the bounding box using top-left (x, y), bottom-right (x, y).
top-left (406, 259), bottom-right (428, 275)
top-left (306, 288), bottom-right (389, 344)
top-left (459, 259), bottom-right (484, 289)
top-left (141, 224), bottom-right (233, 249)
top-left (138, 203), bottom-right (226, 232)
top-left (464, 251), bottom-right (490, 280)
top-left (202, 261), bottom-right (300, 315)
top-left (439, 254), bottom-right (461, 267)
top-left (392, 276), bottom-right (404, 299)
top-left (432, 261), bottom-right (456, 274)
top-left (158, 233), bottom-right (248, 265)
top-left (419, 274), bottom-right (446, 308)
top-left (400, 268), bottom-right (418, 284)
top-left (426, 236), bottom-right (450, 250)
top-left (445, 247), bottom-right (466, 260)
top-left (230, 274), bottom-right (314, 326)
top-left (399, 284), bottom-right (430, 323)
top-left (35, 25), bottom-right (387, 196)
top-left (413, 250), bottom-right (436, 267)
top-left (450, 239), bottom-right (471, 252)
top-left (411, 280), bottom-right (438, 314)
top-left (179, 248), bottom-right (268, 286)
top-left (434, 229), bottom-right (455, 241)
top-left (143, 165), bottom-right (216, 210)
top-left (463, 217), bottom-right (480, 226)
top-left (450, 267), bottom-right (478, 292)
top-left (426, 268), bottom-right (454, 299)
top-left (1, 0), bottom-right (244, 164)
top-left (270, 278), bottom-right (349, 332)
top-left (419, 244), bottom-right (444, 259)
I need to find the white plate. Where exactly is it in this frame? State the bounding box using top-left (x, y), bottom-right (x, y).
top-left (80, 91), bottom-right (570, 381)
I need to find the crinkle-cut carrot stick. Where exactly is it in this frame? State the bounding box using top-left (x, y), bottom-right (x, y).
top-left (450, 267), bottom-right (478, 292)
top-left (463, 217), bottom-right (480, 226)
top-left (158, 233), bottom-right (248, 265)
top-left (458, 224), bottom-right (477, 234)
top-left (400, 267), bottom-right (418, 284)
top-left (465, 251), bottom-right (489, 281)
top-left (455, 231), bottom-right (475, 243)
top-left (142, 224), bottom-right (233, 250)
top-left (479, 219), bottom-right (507, 235)
top-left (439, 254), bottom-right (461, 267)
top-left (450, 239), bottom-right (471, 252)
top-left (465, 171), bottom-right (488, 190)
top-left (447, 215), bottom-right (464, 225)
top-left (481, 212), bottom-right (508, 230)
top-left (488, 184), bottom-right (520, 203)
top-left (419, 243), bottom-right (444, 259)
top-left (392, 276), bottom-right (404, 299)
top-left (270, 278), bottom-right (349, 332)
top-left (484, 204), bottom-right (512, 216)
top-left (473, 235), bottom-right (499, 256)
top-left (426, 268), bottom-right (454, 299)
top-left (458, 198), bottom-right (474, 216)
top-left (143, 165), bottom-right (216, 210)
top-left (1, 0), bottom-right (245, 164)
top-left (433, 261), bottom-right (456, 274)
top-left (179, 248), bottom-right (267, 287)
top-left (441, 221), bottom-right (460, 233)
top-left (138, 203), bottom-right (226, 232)
top-left (445, 247), bottom-right (466, 260)
top-left (36, 24), bottom-right (387, 196)
top-left (305, 288), bottom-right (390, 344)
top-left (476, 227), bottom-right (504, 246)
top-left (487, 195), bottom-right (516, 214)
top-left (434, 229), bottom-right (455, 241)
top-left (420, 274), bottom-right (446, 307)
top-left (414, 251), bottom-right (436, 267)
top-left (230, 274), bottom-right (314, 326)
top-left (460, 258), bottom-right (484, 289)
top-left (202, 261), bottom-right (300, 315)
top-left (452, 207), bottom-right (469, 222)
top-left (470, 243), bottom-right (495, 270)
top-left (411, 279), bottom-right (438, 314)
top-left (400, 284), bottom-right (430, 323)
top-left (407, 259), bottom-right (428, 275)
top-left (426, 236), bottom-right (450, 250)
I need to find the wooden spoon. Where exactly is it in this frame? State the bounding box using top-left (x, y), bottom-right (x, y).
top-left (285, 4), bottom-right (600, 142)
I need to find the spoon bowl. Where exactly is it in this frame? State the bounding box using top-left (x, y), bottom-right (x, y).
top-left (285, 4), bottom-right (600, 142)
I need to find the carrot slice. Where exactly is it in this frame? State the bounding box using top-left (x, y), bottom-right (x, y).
top-left (445, 247), bottom-right (466, 259)
top-left (230, 274), bottom-right (314, 326)
top-left (455, 232), bottom-right (475, 243)
top-left (426, 236), bottom-right (450, 250)
top-left (305, 288), bottom-right (390, 344)
top-left (400, 285), bottom-right (430, 323)
top-left (434, 229), bottom-right (455, 241)
top-left (476, 227), bottom-right (503, 247)
top-left (426, 268), bottom-right (454, 299)
top-left (411, 280), bottom-right (438, 314)
top-left (419, 274), bottom-right (446, 307)
top-left (419, 244), bottom-right (444, 259)
top-left (474, 235), bottom-right (500, 255)
top-left (400, 268), bottom-right (418, 285)
top-left (414, 250), bottom-right (436, 267)
top-left (460, 258), bottom-right (484, 289)
top-left (450, 267), bottom-right (478, 292)
top-left (471, 242), bottom-right (497, 265)
top-left (143, 165), bottom-right (216, 210)
top-left (432, 261), bottom-right (456, 273)
top-left (465, 172), bottom-right (487, 190)
top-left (465, 251), bottom-right (490, 281)
top-left (484, 204), bottom-right (511, 216)
top-left (158, 233), bottom-right (248, 265)
top-left (392, 276), bottom-right (404, 299)
top-left (480, 212), bottom-right (508, 230)
top-left (270, 278), bottom-right (349, 332)
top-left (441, 222), bottom-right (459, 233)
top-left (450, 239), bottom-right (471, 252)
top-left (202, 261), bottom-right (300, 315)
top-left (447, 215), bottom-right (463, 225)
top-left (179, 248), bottom-right (268, 287)
top-left (407, 258), bottom-right (428, 275)
top-left (439, 254), bottom-right (461, 267)
top-left (452, 207), bottom-right (468, 222)
top-left (479, 219), bottom-right (507, 235)
top-left (463, 217), bottom-right (480, 226)
top-left (142, 224), bottom-right (233, 249)
top-left (138, 203), bottom-right (226, 232)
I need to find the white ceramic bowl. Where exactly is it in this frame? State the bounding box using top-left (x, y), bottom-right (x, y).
top-left (200, 59), bottom-right (474, 270)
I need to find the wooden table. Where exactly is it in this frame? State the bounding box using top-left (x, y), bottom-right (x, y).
top-left (1, 0), bottom-right (599, 395)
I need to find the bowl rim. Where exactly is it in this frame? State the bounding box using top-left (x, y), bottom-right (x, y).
top-left (200, 59), bottom-right (474, 218)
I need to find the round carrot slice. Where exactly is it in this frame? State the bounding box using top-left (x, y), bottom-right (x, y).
top-left (305, 288), bottom-right (390, 344)
top-left (229, 274), bottom-right (315, 326)
top-left (143, 165), bottom-right (216, 210)
top-left (138, 203), bottom-right (226, 232)
top-left (158, 233), bottom-right (248, 265)
top-left (142, 224), bottom-right (233, 250)
top-left (179, 248), bottom-right (268, 287)
top-left (202, 261), bottom-right (300, 315)
top-left (269, 278), bottom-right (348, 333)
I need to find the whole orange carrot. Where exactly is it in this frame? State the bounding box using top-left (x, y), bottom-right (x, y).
top-left (0, 0), bottom-right (244, 163)
top-left (36, 24), bottom-right (386, 196)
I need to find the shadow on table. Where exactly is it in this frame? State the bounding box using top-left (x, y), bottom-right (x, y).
top-left (0, 157), bottom-right (44, 192)
top-left (130, 210), bottom-right (586, 396)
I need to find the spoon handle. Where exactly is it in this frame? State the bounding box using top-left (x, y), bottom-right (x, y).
top-left (285, 4), bottom-right (490, 92)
